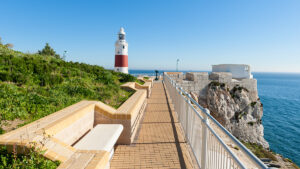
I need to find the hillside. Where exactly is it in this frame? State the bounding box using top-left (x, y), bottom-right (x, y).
top-left (0, 43), bottom-right (136, 133)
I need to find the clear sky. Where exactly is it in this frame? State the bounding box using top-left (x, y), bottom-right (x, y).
top-left (0, 0), bottom-right (299, 72)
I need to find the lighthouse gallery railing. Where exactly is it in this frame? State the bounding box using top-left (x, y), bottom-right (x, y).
top-left (163, 73), bottom-right (268, 169)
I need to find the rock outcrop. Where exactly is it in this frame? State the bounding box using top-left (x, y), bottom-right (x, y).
top-left (206, 82), bottom-right (269, 148)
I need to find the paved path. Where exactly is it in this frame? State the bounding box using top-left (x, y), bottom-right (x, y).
top-left (111, 82), bottom-right (198, 169)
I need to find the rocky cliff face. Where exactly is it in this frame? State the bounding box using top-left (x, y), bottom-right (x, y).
top-left (206, 82), bottom-right (269, 148)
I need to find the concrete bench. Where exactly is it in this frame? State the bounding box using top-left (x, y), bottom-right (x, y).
top-left (74, 124), bottom-right (123, 160)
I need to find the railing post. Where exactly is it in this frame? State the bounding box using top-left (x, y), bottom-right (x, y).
top-left (201, 108), bottom-right (210, 169)
top-left (178, 87), bottom-right (183, 120)
top-left (186, 94), bottom-right (192, 138)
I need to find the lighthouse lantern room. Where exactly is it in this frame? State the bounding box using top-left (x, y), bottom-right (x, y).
top-left (114, 27), bottom-right (128, 74)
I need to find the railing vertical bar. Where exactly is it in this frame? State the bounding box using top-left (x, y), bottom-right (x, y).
top-left (221, 144), bottom-right (224, 169)
top-left (208, 133), bottom-right (211, 169)
top-left (220, 146), bottom-right (222, 169)
top-left (215, 137), bottom-right (217, 168)
top-left (213, 137), bottom-right (216, 169)
top-left (226, 152), bottom-right (229, 169)
top-left (217, 143), bottom-right (220, 169)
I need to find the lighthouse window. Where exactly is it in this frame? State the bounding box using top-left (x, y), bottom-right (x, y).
top-left (123, 45), bottom-right (125, 49)
top-left (119, 34), bottom-right (124, 40)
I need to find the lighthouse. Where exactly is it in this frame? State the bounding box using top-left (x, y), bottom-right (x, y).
top-left (114, 27), bottom-right (128, 74)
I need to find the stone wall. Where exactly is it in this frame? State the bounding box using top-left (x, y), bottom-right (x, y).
top-left (173, 72), bottom-right (258, 104)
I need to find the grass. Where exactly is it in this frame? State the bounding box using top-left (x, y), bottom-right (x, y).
top-left (283, 159), bottom-right (300, 169)
top-left (241, 141), bottom-right (277, 161)
top-left (136, 79), bottom-right (145, 85)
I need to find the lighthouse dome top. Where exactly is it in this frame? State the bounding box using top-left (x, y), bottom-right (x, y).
top-left (119, 27), bottom-right (125, 35)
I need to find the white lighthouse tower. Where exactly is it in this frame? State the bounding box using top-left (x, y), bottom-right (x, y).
top-left (114, 27), bottom-right (128, 74)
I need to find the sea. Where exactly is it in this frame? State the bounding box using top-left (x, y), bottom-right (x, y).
top-left (130, 70), bottom-right (300, 166)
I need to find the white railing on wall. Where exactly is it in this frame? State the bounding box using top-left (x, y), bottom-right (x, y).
top-left (163, 73), bottom-right (268, 169)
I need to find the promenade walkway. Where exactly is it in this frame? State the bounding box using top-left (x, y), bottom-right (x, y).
top-left (111, 82), bottom-right (198, 169)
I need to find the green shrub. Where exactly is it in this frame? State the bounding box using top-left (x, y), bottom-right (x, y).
top-left (38, 43), bottom-right (60, 59)
top-left (251, 101), bottom-right (257, 107)
top-left (248, 121), bottom-right (254, 126)
top-left (241, 141), bottom-right (277, 161)
top-left (136, 79), bottom-right (145, 85)
top-left (118, 73), bottom-right (136, 83)
top-left (209, 81), bottom-right (221, 86)
top-left (0, 146), bottom-right (60, 169)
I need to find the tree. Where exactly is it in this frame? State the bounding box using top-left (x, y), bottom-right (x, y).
top-left (38, 43), bottom-right (60, 59)
top-left (5, 43), bottom-right (13, 48)
top-left (0, 37), bottom-right (13, 48)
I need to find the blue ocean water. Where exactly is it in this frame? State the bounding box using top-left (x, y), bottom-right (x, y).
top-left (254, 72), bottom-right (300, 166)
top-left (130, 70), bottom-right (300, 165)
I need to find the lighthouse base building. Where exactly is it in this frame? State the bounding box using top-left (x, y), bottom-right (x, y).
top-left (114, 27), bottom-right (128, 74)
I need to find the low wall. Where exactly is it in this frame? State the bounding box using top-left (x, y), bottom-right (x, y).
top-left (170, 72), bottom-right (258, 104)
top-left (0, 79), bottom-right (153, 169)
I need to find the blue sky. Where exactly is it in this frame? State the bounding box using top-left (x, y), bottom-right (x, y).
top-left (0, 0), bottom-right (299, 72)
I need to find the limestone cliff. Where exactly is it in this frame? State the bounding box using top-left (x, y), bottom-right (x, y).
top-left (206, 82), bottom-right (269, 149)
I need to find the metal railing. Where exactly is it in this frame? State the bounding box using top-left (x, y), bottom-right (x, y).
top-left (163, 73), bottom-right (268, 169)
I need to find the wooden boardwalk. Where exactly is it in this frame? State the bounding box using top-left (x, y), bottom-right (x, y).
top-left (111, 82), bottom-right (198, 169)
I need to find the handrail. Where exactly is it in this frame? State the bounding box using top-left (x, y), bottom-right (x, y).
top-left (163, 73), bottom-right (268, 169)
top-left (177, 80), bottom-right (267, 168)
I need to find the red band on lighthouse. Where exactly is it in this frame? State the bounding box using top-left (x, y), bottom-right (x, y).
top-left (115, 55), bottom-right (128, 67)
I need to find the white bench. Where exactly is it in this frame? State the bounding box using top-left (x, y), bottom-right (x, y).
top-left (74, 124), bottom-right (123, 160)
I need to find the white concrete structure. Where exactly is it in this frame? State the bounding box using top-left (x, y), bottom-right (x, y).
top-left (212, 64), bottom-right (253, 79)
top-left (114, 27), bottom-right (128, 74)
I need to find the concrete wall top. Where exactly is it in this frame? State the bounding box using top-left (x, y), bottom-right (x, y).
top-left (165, 72), bottom-right (183, 75)
top-left (186, 72), bottom-right (209, 81)
top-left (212, 64), bottom-right (253, 79)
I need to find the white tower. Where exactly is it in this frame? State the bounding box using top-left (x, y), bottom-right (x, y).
top-left (114, 27), bottom-right (128, 74)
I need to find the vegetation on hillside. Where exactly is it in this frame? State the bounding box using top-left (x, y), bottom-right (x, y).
top-left (0, 40), bottom-right (138, 168)
top-left (241, 141), bottom-right (277, 161)
top-left (0, 42), bottom-right (136, 128)
top-left (241, 141), bottom-right (299, 168)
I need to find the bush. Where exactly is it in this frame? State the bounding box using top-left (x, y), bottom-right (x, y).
top-left (251, 101), bottom-right (257, 107)
top-left (0, 146), bottom-right (60, 169)
top-left (136, 79), bottom-right (145, 85)
top-left (241, 141), bottom-right (277, 161)
top-left (118, 73), bottom-right (136, 83)
top-left (38, 43), bottom-right (60, 59)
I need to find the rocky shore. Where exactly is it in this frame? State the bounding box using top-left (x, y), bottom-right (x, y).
top-left (206, 82), bottom-right (269, 148)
